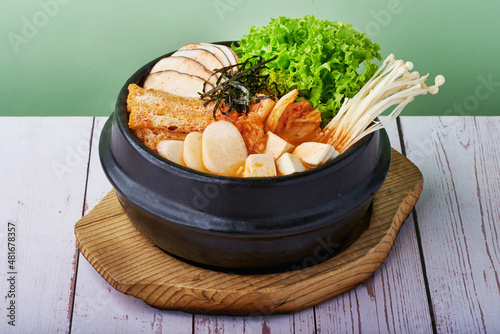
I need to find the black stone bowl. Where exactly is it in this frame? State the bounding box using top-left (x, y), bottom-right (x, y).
top-left (99, 42), bottom-right (392, 273)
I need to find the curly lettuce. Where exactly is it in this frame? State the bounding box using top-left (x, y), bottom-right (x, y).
top-left (233, 15), bottom-right (382, 123)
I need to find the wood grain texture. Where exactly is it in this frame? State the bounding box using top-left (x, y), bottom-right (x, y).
top-left (71, 117), bottom-right (194, 334)
top-left (74, 149), bottom-right (423, 315)
top-left (400, 116), bottom-right (500, 333)
top-left (314, 119), bottom-right (434, 333)
top-left (0, 117), bottom-right (93, 333)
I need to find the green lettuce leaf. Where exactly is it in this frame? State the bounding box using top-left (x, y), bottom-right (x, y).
top-left (233, 15), bottom-right (382, 123)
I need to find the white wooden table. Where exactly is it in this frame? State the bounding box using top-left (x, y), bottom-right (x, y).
top-left (1, 116), bottom-right (499, 333)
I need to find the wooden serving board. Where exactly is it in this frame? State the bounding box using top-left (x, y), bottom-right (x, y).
top-left (74, 149), bottom-right (423, 315)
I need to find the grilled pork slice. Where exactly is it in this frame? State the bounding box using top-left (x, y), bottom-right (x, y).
top-left (179, 43), bottom-right (232, 68)
top-left (143, 70), bottom-right (213, 98)
top-left (171, 49), bottom-right (225, 72)
top-left (127, 83), bottom-right (236, 134)
top-left (203, 43), bottom-right (239, 69)
top-left (150, 56), bottom-right (218, 86)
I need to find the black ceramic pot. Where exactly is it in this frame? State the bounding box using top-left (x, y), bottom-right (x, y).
top-left (99, 42), bottom-right (392, 272)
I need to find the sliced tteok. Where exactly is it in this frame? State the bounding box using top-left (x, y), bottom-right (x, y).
top-left (183, 132), bottom-right (207, 172)
top-left (293, 142), bottom-right (339, 166)
top-left (143, 70), bottom-right (214, 98)
top-left (157, 140), bottom-right (184, 165)
top-left (202, 121), bottom-right (248, 176)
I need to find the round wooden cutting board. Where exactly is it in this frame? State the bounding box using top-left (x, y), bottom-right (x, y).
top-left (74, 149), bottom-right (423, 315)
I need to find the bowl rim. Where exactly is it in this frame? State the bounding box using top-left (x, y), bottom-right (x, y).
top-left (113, 41), bottom-right (378, 184)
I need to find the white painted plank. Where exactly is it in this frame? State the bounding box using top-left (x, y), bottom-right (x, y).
top-left (293, 310), bottom-right (317, 334)
top-left (194, 315), bottom-right (290, 334)
top-left (194, 311), bottom-right (316, 334)
top-left (400, 116), bottom-right (500, 333)
top-left (81, 117), bottom-right (113, 215)
top-left (0, 117), bottom-right (93, 333)
top-left (71, 117), bottom-right (194, 334)
top-left (314, 118), bottom-right (433, 333)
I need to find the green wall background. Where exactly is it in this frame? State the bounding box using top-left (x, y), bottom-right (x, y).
top-left (1, 0), bottom-right (499, 117)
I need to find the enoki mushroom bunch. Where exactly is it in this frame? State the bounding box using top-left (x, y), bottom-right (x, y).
top-left (319, 54), bottom-right (445, 153)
